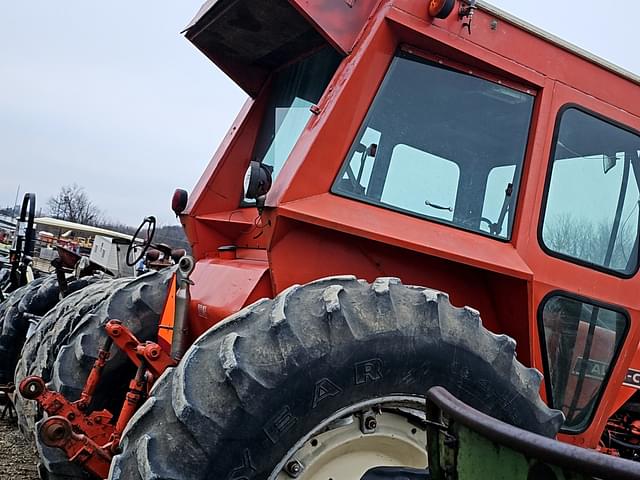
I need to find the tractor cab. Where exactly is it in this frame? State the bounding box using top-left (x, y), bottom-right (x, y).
top-left (181, 0), bottom-right (640, 457)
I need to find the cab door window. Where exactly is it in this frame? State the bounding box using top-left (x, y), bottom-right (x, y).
top-left (541, 107), bottom-right (640, 275)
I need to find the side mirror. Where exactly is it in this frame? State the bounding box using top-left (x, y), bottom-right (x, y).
top-left (244, 161), bottom-right (273, 210)
top-left (172, 189), bottom-right (189, 215)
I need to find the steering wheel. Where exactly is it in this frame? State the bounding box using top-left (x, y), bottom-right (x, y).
top-left (479, 216), bottom-right (494, 227)
top-left (479, 216), bottom-right (503, 235)
top-left (126, 216), bottom-right (157, 267)
top-left (458, 215), bottom-right (500, 235)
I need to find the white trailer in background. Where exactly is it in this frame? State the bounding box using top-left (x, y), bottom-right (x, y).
top-left (32, 217), bottom-right (140, 277)
top-left (89, 235), bottom-right (137, 277)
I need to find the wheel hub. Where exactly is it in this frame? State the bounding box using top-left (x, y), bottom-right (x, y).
top-left (273, 398), bottom-right (427, 480)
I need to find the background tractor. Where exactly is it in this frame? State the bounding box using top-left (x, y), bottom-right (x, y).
top-left (10, 0), bottom-right (640, 479)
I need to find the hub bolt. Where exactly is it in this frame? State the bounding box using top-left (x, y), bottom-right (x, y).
top-left (365, 416), bottom-right (377, 431)
top-left (285, 460), bottom-right (303, 478)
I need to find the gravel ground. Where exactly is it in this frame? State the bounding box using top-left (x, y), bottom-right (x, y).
top-left (0, 416), bottom-right (38, 480)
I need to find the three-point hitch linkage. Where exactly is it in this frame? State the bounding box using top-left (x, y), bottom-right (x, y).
top-left (19, 319), bottom-right (176, 478)
top-left (18, 256), bottom-right (195, 478)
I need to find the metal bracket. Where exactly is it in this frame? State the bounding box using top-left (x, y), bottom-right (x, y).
top-left (40, 416), bottom-right (112, 479)
top-left (359, 408), bottom-right (379, 434)
top-left (458, 0), bottom-right (477, 34)
top-left (19, 376), bottom-right (115, 475)
top-left (104, 320), bottom-right (176, 380)
top-left (18, 320), bottom-right (177, 479)
top-left (19, 377), bottom-right (113, 441)
top-left (424, 386), bottom-right (640, 480)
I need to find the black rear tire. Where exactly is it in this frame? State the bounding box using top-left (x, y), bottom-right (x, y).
top-left (111, 276), bottom-right (563, 480)
top-left (0, 274), bottom-right (99, 385)
top-left (0, 268), bottom-right (10, 290)
top-left (0, 278), bottom-right (46, 381)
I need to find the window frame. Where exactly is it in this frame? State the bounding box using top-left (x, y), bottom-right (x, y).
top-left (330, 49), bottom-right (538, 243)
top-left (537, 290), bottom-right (630, 434)
top-left (538, 103), bottom-right (640, 278)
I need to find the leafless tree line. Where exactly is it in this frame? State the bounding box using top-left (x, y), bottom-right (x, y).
top-left (46, 183), bottom-right (103, 226)
top-left (544, 212), bottom-right (638, 271)
top-left (45, 184), bottom-right (190, 250)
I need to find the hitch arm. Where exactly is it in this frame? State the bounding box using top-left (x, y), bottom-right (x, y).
top-left (77, 336), bottom-right (113, 410)
top-left (19, 376), bottom-right (114, 446)
top-left (108, 362), bottom-right (148, 453)
top-left (104, 320), bottom-right (176, 379)
top-left (40, 416), bottom-right (112, 479)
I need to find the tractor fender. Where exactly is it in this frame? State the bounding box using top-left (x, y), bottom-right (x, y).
top-left (188, 254), bottom-right (272, 340)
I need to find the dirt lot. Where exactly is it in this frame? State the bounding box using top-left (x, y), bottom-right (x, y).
top-left (0, 417), bottom-right (38, 480)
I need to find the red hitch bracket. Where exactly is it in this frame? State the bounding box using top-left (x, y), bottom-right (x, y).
top-left (40, 416), bottom-right (112, 479)
top-left (19, 376), bottom-right (114, 447)
top-left (19, 376), bottom-right (115, 479)
top-left (105, 319), bottom-right (176, 380)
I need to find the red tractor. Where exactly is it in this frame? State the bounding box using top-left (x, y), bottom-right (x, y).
top-left (12, 0), bottom-right (640, 479)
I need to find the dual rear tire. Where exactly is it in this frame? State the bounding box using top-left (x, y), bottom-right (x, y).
top-left (12, 274), bottom-right (562, 479)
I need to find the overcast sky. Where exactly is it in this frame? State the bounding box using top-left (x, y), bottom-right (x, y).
top-left (1, 1), bottom-right (638, 226)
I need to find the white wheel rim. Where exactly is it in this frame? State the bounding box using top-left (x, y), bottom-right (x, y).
top-left (271, 396), bottom-right (427, 480)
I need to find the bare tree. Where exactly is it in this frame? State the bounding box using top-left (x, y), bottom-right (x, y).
top-left (543, 213), bottom-right (636, 270)
top-left (47, 184), bottom-right (102, 226)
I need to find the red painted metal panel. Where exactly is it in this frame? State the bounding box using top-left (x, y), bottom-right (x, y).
top-left (279, 193), bottom-right (534, 280)
top-left (288, 0), bottom-right (381, 53)
top-left (391, 1), bottom-right (640, 118)
top-left (268, 216), bottom-right (531, 363)
top-left (188, 256), bottom-right (271, 338)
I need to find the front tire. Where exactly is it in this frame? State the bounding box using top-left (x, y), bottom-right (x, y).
top-left (111, 276), bottom-right (562, 480)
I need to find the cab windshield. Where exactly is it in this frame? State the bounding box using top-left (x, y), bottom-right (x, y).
top-left (332, 52), bottom-right (535, 240)
top-left (252, 47), bottom-right (342, 182)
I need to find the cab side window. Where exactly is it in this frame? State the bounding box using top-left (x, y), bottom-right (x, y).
top-left (541, 108), bottom-right (640, 275)
top-left (539, 295), bottom-right (627, 432)
top-left (332, 52), bottom-right (534, 240)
